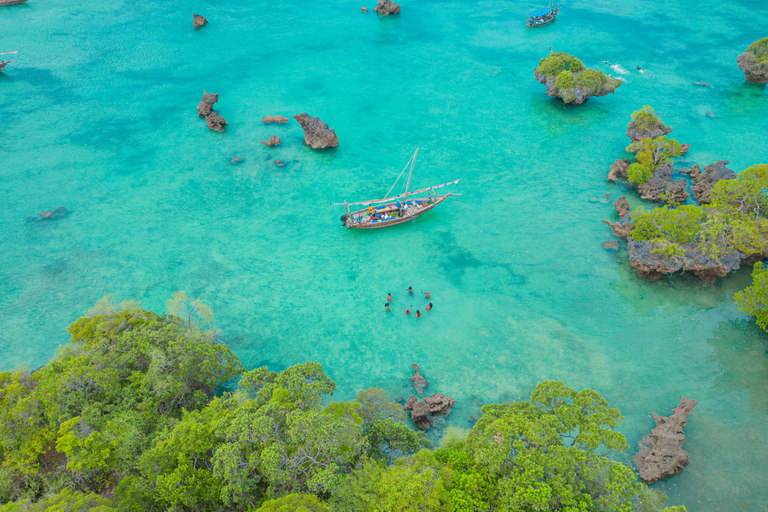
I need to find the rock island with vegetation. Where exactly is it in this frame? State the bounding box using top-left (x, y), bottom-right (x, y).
top-left (534, 52), bottom-right (622, 105)
top-left (737, 37), bottom-right (768, 83)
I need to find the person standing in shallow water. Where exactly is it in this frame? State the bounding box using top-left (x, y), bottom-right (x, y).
top-left (426, 302), bottom-right (433, 311)
top-left (423, 290), bottom-right (430, 300)
top-left (406, 286), bottom-right (413, 295)
top-left (415, 310), bottom-right (422, 318)
top-left (385, 303), bottom-right (390, 312)
top-left (404, 305), bottom-right (413, 315)
top-left (387, 293), bottom-right (392, 302)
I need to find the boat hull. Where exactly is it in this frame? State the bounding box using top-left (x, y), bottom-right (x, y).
top-left (0, 61), bottom-right (8, 72)
top-left (527, 7), bottom-right (559, 27)
top-left (345, 194), bottom-right (452, 229)
top-left (0, 0), bottom-right (28, 5)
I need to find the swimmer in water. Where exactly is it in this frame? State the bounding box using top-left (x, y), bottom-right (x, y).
top-left (415, 310), bottom-right (422, 318)
top-left (426, 302), bottom-right (433, 311)
top-left (635, 65), bottom-right (644, 73)
top-left (385, 303), bottom-right (390, 312)
top-left (404, 305), bottom-right (413, 315)
top-left (387, 293), bottom-right (392, 302)
top-left (603, 61), bottom-right (611, 66)
top-left (423, 290), bottom-right (430, 300)
top-left (406, 286), bottom-right (413, 295)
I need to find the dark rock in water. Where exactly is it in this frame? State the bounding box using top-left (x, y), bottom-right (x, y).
top-left (469, 415), bottom-right (478, 424)
top-left (262, 115), bottom-right (288, 124)
top-left (27, 206), bottom-right (70, 223)
top-left (705, 111), bottom-right (718, 119)
top-left (637, 163), bottom-right (689, 204)
top-left (607, 158), bottom-right (630, 182)
top-left (680, 143), bottom-right (691, 154)
top-left (423, 393), bottom-right (455, 415)
top-left (603, 241), bottom-right (619, 250)
top-left (361, 6), bottom-right (368, 12)
top-left (197, 93), bottom-right (218, 118)
top-left (409, 401), bottom-right (432, 430)
top-left (410, 363), bottom-right (428, 395)
top-left (261, 136), bottom-right (281, 146)
top-left (627, 239), bottom-right (742, 280)
top-left (613, 195), bottom-right (630, 218)
top-left (682, 160), bottom-right (735, 204)
top-left (374, 0), bottom-right (400, 15)
top-left (404, 395), bottom-right (418, 410)
top-left (206, 111), bottom-right (227, 132)
top-left (231, 158), bottom-right (243, 165)
top-left (193, 14), bottom-right (208, 30)
top-left (602, 219), bottom-right (635, 239)
top-left (737, 37), bottom-right (768, 84)
top-left (293, 113), bottom-right (339, 149)
top-left (634, 397), bottom-right (698, 484)
top-left (274, 159), bottom-right (286, 167)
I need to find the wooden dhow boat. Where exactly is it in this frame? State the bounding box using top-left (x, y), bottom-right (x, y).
top-left (526, 1), bottom-right (560, 27)
top-left (0, 52), bottom-right (18, 72)
top-left (0, 0), bottom-right (28, 5)
top-left (332, 148), bottom-right (460, 230)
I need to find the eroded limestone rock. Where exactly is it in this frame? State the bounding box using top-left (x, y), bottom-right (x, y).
top-left (261, 136), bottom-right (281, 146)
top-left (262, 115), bottom-right (289, 124)
top-left (197, 93), bottom-right (218, 118)
top-left (294, 113), bottom-right (339, 149)
top-left (613, 195), bottom-right (630, 218)
top-left (206, 111), bottom-right (227, 132)
top-left (193, 14), bottom-right (208, 29)
top-left (607, 158), bottom-right (630, 182)
top-left (374, 0), bottom-right (400, 15)
top-left (411, 363), bottom-right (428, 395)
top-left (682, 160), bottom-right (736, 204)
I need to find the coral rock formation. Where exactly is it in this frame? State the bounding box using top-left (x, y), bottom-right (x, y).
top-left (682, 160), bottom-right (736, 204)
top-left (374, 0), bottom-right (400, 15)
top-left (627, 239), bottom-right (742, 280)
top-left (602, 219), bottom-right (635, 239)
top-left (197, 93), bottom-right (218, 118)
top-left (262, 115), bottom-right (289, 124)
top-left (636, 163), bottom-right (689, 204)
top-left (231, 158), bottom-right (243, 165)
top-left (680, 143), bottom-right (690, 155)
top-left (634, 398), bottom-right (698, 484)
top-left (193, 14), bottom-right (208, 29)
top-left (206, 112), bottom-right (228, 132)
top-left (410, 363), bottom-right (428, 394)
top-left (613, 195), bottom-right (630, 218)
top-left (534, 53), bottom-right (622, 105)
top-left (607, 158), bottom-right (630, 182)
top-left (602, 241), bottom-right (619, 250)
top-left (737, 37), bottom-right (768, 83)
top-left (293, 113), bottom-right (339, 149)
top-left (261, 136), bottom-right (281, 146)
top-left (403, 392), bottom-right (456, 431)
top-left (275, 160), bottom-right (286, 167)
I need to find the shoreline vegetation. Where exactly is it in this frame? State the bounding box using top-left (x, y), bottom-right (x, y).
top-left (0, 298), bottom-right (686, 511)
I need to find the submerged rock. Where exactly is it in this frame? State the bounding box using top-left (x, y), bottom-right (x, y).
top-left (534, 53), bottom-right (622, 105)
top-left (374, 0), bottom-right (400, 15)
top-left (275, 159), bottom-right (286, 167)
top-left (206, 111), bottom-right (228, 132)
top-left (197, 93), bottom-right (218, 118)
top-left (603, 241), bottom-right (619, 250)
top-left (607, 158), bottom-right (630, 182)
top-left (424, 393), bottom-right (455, 415)
top-left (403, 392), bottom-right (456, 431)
top-left (410, 363), bottom-right (428, 395)
top-left (193, 14), bottom-right (208, 30)
top-left (613, 195), bottom-right (630, 218)
top-left (682, 160), bottom-right (736, 204)
top-left (361, 6), bottom-right (368, 12)
top-left (294, 113), bottom-right (339, 149)
top-left (231, 157), bottom-right (243, 165)
top-left (261, 136), bottom-right (281, 146)
top-left (27, 206), bottom-right (70, 223)
top-left (262, 115), bottom-right (289, 124)
top-left (737, 37), bottom-right (768, 84)
top-left (634, 397), bottom-right (698, 484)
top-left (602, 219), bottom-right (635, 239)
top-left (693, 81), bottom-right (711, 87)
top-left (627, 239), bottom-right (742, 280)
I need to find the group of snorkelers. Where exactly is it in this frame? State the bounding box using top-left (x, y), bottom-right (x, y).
top-left (385, 286), bottom-right (433, 318)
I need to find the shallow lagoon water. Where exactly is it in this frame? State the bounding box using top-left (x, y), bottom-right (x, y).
top-left (2, 0), bottom-right (768, 509)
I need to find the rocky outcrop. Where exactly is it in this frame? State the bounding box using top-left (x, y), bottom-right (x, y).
top-left (231, 158), bottom-right (243, 165)
top-left (637, 163), bottom-right (689, 204)
top-left (374, 0), bottom-right (400, 15)
top-left (410, 363), bottom-right (428, 394)
top-left (27, 207), bottom-right (70, 223)
top-left (206, 112), bottom-right (227, 132)
top-left (193, 14), bottom-right (208, 29)
top-left (607, 158), bottom-right (630, 182)
top-left (627, 239), bottom-right (742, 280)
top-left (275, 160), bottom-right (285, 167)
top-left (403, 392), bottom-right (456, 431)
top-left (197, 93), bottom-right (218, 118)
top-left (602, 219), bottom-right (635, 238)
top-left (613, 195), bottom-right (630, 218)
top-left (682, 160), bottom-right (736, 204)
top-left (627, 121), bottom-right (671, 143)
top-left (294, 113), bottom-right (339, 149)
top-left (634, 398), bottom-right (698, 484)
top-left (603, 241), bottom-right (619, 250)
top-left (262, 115), bottom-right (288, 124)
top-left (680, 143), bottom-right (690, 155)
top-left (261, 136), bottom-right (281, 146)
top-left (535, 67), bottom-right (621, 105)
top-left (737, 37), bottom-right (768, 83)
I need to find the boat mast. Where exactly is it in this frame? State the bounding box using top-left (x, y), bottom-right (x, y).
top-left (404, 148), bottom-right (418, 197)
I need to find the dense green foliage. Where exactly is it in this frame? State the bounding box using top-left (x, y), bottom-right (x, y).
top-left (746, 36), bottom-right (768, 63)
top-left (554, 69), bottom-right (575, 90)
top-left (537, 52), bottom-right (586, 77)
top-left (626, 136), bottom-right (683, 184)
top-left (632, 164), bottom-right (768, 261)
top-left (1, 302), bottom-right (688, 511)
top-left (628, 105), bottom-right (669, 136)
top-left (735, 262), bottom-right (768, 331)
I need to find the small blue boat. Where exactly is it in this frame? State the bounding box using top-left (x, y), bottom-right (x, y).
top-left (527, 1), bottom-right (560, 27)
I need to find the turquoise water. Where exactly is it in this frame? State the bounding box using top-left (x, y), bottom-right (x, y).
top-left (2, 0), bottom-right (768, 508)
